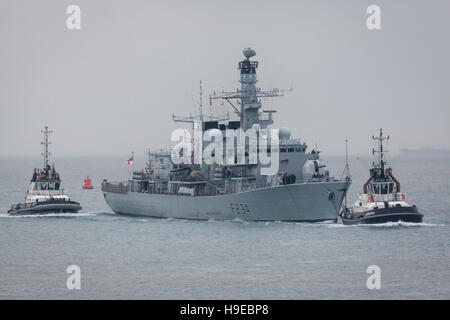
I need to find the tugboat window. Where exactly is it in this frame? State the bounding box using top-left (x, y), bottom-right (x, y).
top-left (381, 183), bottom-right (388, 194)
top-left (389, 183), bottom-right (394, 193)
top-left (373, 183), bottom-right (380, 194)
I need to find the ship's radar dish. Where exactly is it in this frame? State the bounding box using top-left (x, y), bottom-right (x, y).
top-left (243, 48), bottom-right (256, 59)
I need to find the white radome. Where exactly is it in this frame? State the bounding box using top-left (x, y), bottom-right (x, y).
top-left (279, 127), bottom-right (291, 140)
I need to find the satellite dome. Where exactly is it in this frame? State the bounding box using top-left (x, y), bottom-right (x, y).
top-left (279, 127), bottom-right (291, 140)
top-left (243, 48), bottom-right (256, 59)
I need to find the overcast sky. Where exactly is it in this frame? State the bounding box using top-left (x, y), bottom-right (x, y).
top-left (1, 0), bottom-right (449, 159)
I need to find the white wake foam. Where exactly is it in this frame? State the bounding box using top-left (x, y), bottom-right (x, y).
top-left (360, 221), bottom-right (445, 227)
top-left (0, 212), bottom-right (95, 218)
top-left (327, 221), bottom-right (445, 228)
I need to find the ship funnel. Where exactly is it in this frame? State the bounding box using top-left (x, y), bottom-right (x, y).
top-left (243, 48), bottom-right (256, 59)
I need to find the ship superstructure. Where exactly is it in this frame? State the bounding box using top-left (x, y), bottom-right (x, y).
top-left (101, 48), bottom-right (351, 221)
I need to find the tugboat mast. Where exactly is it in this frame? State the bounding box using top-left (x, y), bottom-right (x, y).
top-left (372, 128), bottom-right (389, 177)
top-left (41, 126), bottom-right (53, 169)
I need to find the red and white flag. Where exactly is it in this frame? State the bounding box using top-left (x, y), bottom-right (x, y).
top-left (124, 154), bottom-right (134, 166)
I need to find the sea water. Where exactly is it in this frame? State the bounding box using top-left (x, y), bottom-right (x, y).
top-left (0, 156), bottom-right (448, 299)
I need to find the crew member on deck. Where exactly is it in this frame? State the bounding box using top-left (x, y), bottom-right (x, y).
top-left (31, 169), bottom-right (37, 182)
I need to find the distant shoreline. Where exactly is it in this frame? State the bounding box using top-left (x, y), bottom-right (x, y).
top-left (399, 148), bottom-right (450, 157)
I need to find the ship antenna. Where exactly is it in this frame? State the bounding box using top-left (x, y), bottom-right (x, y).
top-left (340, 139), bottom-right (351, 210)
top-left (147, 148), bottom-right (151, 171)
top-left (342, 138), bottom-right (350, 179)
top-left (41, 126), bottom-right (53, 169)
top-left (346, 139), bottom-right (350, 176)
top-left (199, 80), bottom-right (203, 122)
top-left (344, 139), bottom-right (350, 209)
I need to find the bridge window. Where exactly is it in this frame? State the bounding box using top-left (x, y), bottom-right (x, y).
top-left (373, 183), bottom-right (380, 194)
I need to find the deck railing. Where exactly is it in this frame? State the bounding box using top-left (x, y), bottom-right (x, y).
top-left (27, 189), bottom-right (67, 196)
top-left (101, 181), bottom-right (128, 194)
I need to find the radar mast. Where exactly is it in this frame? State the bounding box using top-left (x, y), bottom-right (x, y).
top-left (209, 48), bottom-right (292, 130)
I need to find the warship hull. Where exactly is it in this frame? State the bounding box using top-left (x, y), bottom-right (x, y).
top-left (102, 180), bottom-right (350, 222)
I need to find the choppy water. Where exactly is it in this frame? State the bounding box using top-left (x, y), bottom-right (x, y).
top-left (0, 156), bottom-right (449, 299)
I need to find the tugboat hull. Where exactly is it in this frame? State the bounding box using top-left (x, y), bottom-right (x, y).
top-left (341, 206), bottom-right (423, 225)
top-left (8, 200), bottom-right (82, 216)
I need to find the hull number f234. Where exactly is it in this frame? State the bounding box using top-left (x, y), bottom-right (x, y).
top-left (230, 203), bottom-right (250, 215)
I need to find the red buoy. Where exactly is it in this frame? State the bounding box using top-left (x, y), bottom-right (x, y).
top-left (82, 176), bottom-right (93, 189)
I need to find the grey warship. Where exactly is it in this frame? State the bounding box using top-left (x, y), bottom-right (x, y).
top-left (101, 48), bottom-right (351, 222)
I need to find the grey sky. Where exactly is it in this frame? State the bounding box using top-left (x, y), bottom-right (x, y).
top-left (1, 0), bottom-right (449, 159)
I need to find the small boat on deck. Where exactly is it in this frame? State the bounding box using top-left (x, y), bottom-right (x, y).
top-left (340, 129), bottom-right (423, 225)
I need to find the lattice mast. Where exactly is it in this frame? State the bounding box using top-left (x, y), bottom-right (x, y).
top-left (41, 126), bottom-right (53, 169)
top-left (372, 128), bottom-right (390, 177)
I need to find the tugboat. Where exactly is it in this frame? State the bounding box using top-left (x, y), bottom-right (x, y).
top-left (341, 129), bottom-right (423, 225)
top-left (8, 126), bottom-right (82, 216)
